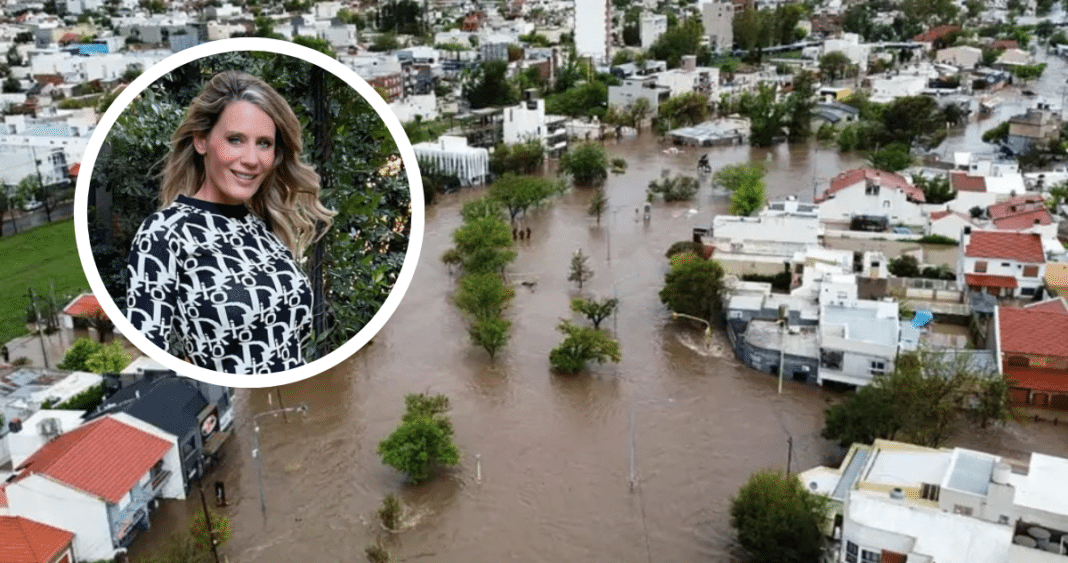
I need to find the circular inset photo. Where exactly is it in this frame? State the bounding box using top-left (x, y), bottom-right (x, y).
top-left (74, 38), bottom-right (423, 387)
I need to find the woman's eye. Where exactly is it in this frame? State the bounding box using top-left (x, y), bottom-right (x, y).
top-left (257, 140), bottom-right (272, 149)
top-left (228, 137), bottom-right (242, 144)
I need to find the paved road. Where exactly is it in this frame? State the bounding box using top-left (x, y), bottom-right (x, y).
top-left (0, 201), bottom-right (75, 235)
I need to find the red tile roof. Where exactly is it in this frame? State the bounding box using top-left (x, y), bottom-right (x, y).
top-left (964, 273), bottom-right (1018, 288)
top-left (62, 294), bottom-right (105, 319)
top-left (965, 230), bottom-right (1045, 263)
top-left (0, 516), bottom-right (74, 563)
top-left (1005, 366), bottom-right (1068, 393)
top-left (913, 25), bottom-right (961, 43)
top-left (67, 163), bottom-right (79, 177)
top-left (994, 209), bottom-right (1053, 230)
top-left (1024, 298), bottom-right (1068, 314)
top-left (15, 416), bottom-right (171, 503)
top-left (817, 168), bottom-right (925, 203)
top-left (950, 172), bottom-right (987, 192)
top-left (988, 196), bottom-right (1052, 230)
top-left (989, 195), bottom-right (1045, 218)
top-left (999, 306), bottom-right (1068, 358)
top-left (990, 39), bottom-right (1020, 50)
top-left (930, 209), bottom-right (970, 222)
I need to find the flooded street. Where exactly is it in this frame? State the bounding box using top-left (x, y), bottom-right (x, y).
top-left (129, 54), bottom-right (1068, 562)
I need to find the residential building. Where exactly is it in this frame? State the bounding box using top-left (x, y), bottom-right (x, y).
top-left (701, 199), bottom-right (820, 276)
top-left (869, 73), bottom-right (929, 103)
top-left (813, 101), bottom-right (860, 127)
top-left (88, 372), bottom-right (235, 492)
top-left (607, 75), bottom-right (671, 114)
top-left (1048, 263), bottom-right (1068, 297)
top-left (822, 33), bottom-right (870, 73)
top-left (817, 298), bottom-right (914, 387)
top-left (574, 0), bottom-right (609, 63)
top-left (800, 439), bottom-right (1068, 563)
top-left (724, 281), bottom-right (821, 381)
top-left (912, 25), bottom-right (961, 52)
top-left (816, 168), bottom-right (927, 229)
top-left (5, 414), bottom-right (184, 561)
top-left (1007, 107), bottom-right (1062, 155)
top-left (988, 195), bottom-right (1058, 241)
top-left (957, 229), bottom-right (1046, 299)
top-left (447, 107), bottom-right (504, 148)
top-left (699, 0), bottom-right (733, 53)
top-left (0, 110), bottom-right (94, 187)
top-left (946, 171), bottom-right (1027, 216)
top-left (4, 409), bottom-right (86, 469)
top-left (413, 135), bottom-right (489, 187)
top-left (0, 516), bottom-right (76, 563)
top-left (995, 300), bottom-right (1068, 410)
top-left (640, 13), bottom-right (667, 48)
top-left (927, 209), bottom-right (976, 240)
top-left (936, 45), bottom-right (983, 69)
top-left (501, 91), bottom-right (568, 157)
top-left (654, 56), bottom-right (718, 98)
top-left (0, 369), bottom-right (102, 431)
top-left (995, 48), bottom-right (1033, 67)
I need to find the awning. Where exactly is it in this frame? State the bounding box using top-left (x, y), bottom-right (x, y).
top-left (964, 273), bottom-right (1018, 289)
top-left (1006, 367), bottom-right (1068, 393)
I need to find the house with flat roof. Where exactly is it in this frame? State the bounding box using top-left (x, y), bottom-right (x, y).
top-left (702, 199), bottom-right (820, 277)
top-left (817, 298), bottom-right (917, 387)
top-left (800, 439), bottom-right (1068, 562)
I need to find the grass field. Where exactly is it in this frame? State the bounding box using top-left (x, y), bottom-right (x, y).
top-left (0, 219), bottom-right (89, 345)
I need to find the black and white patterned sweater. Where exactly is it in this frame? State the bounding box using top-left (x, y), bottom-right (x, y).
top-left (126, 195), bottom-right (312, 374)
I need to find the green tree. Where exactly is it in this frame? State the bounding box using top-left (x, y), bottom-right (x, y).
top-left (659, 259), bottom-right (725, 322)
top-left (588, 188), bottom-right (609, 224)
top-left (982, 120), bottom-right (1010, 144)
top-left (568, 248), bottom-right (594, 289)
top-left (647, 171), bottom-right (699, 201)
top-left (880, 95), bottom-right (947, 150)
top-left (84, 340), bottom-right (130, 374)
top-left (489, 174), bottom-right (563, 222)
top-left (738, 83), bottom-right (788, 146)
top-left (454, 272), bottom-right (514, 320)
top-left (647, 18), bottom-right (704, 68)
top-left (819, 50), bottom-right (852, 81)
top-left (489, 138), bottom-right (545, 175)
top-left (548, 320), bottom-right (621, 373)
top-left (866, 143), bottom-right (914, 172)
top-left (559, 142), bottom-right (610, 187)
top-left (730, 470), bottom-right (828, 563)
top-left (658, 91), bottom-right (710, 129)
top-left (545, 80), bottom-right (608, 118)
top-left (377, 393), bottom-right (461, 484)
top-left (3, 76), bottom-right (21, 93)
top-left (369, 33), bottom-right (400, 52)
top-left (469, 315), bottom-right (511, 359)
top-left (713, 163), bottom-right (767, 216)
top-left (377, 0), bottom-right (424, 35)
top-left (822, 350), bottom-right (1011, 448)
top-left (450, 214), bottom-right (517, 275)
top-left (571, 296), bottom-right (619, 329)
top-left (463, 60), bottom-right (518, 109)
top-left (785, 70), bottom-right (816, 143)
top-left (58, 338), bottom-right (103, 371)
top-left (911, 173), bottom-right (956, 204)
top-left (888, 254), bottom-right (921, 277)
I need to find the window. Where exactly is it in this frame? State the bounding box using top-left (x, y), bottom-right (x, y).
top-left (865, 181), bottom-right (880, 196)
top-left (821, 349), bottom-right (843, 370)
top-left (1023, 265), bottom-right (1039, 277)
top-left (870, 360), bottom-right (886, 375)
top-left (1021, 287), bottom-right (1035, 296)
top-left (921, 483), bottom-right (941, 501)
top-left (974, 261), bottom-right (988, 273)
top-left (846, 541), bottom-right (859, 563)
top-left (861, 550), bottom-right (880, 563)
top-left (1007, 356), bottom-right (1029, 367)
top-left (1001, 262), bottom-right (1011, 267)
top-left (998, 515), bottom-right (1010, 525)
top-left (882, 200), bottom-right (890, 208)
top-left (953, 504), bottom-right (974, 516)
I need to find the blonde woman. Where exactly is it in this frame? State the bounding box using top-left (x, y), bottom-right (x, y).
top-left (126, 71), bottom-right (335, 374)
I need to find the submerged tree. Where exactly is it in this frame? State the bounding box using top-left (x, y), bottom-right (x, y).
top-left (548, 320), bottom-right (622, 374)
top-left (568, 248), bottom-right (594, 289)
top-left (571, 296), bottom-right (620, 329)
top-left (730, 470), bottom-right (828, 563)
top-left (378, 393), bottom-right (461, 484)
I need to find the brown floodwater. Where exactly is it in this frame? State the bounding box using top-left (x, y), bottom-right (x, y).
top-left (128, 53), bottom-right (1068, 563)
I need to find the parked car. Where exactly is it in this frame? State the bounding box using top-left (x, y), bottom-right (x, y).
top-left (22, 200), bottom-right (43, 211)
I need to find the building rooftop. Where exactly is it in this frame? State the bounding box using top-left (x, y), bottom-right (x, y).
top-left (0, 516), bottom-right (73, 563)
top-left (863, 445), bottom-right (952, 488)
top-left (965, 230), bottom-right (1045, 263)
top-left (998, 306), bottom-right (1068, 358)
top-left (744, 320), bottom-right (819, 358)
top-left (1014, 453), bottom-right (1068, 516)
top-left (848, 491), bottom-right (1012, 563)
top-left (821, 300), bottom-right (900, 348)
top-left (818, 168), bottom-right (925, 203)
top-left (944, 449), bottom-right (997, 496)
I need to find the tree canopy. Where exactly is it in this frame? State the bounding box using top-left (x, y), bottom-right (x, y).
top-left (659, 258), bottom-right (725, 322)
top-left (463, 60), bottom-right (518, 109)
top-left (559, 142), bottom-right (611, 187)
top-left (822, 350), bottom-right (1011, 448)
top-left (730, 470), bottom-right (828, 563)
top-left (378, 393), bottom-right (461, 484)
top-left (489, 174), bottom-right (564, 222)
top-left (549, 320), bottom-right (622, 374)
top-left (714, 163), bottom-right (767, 216)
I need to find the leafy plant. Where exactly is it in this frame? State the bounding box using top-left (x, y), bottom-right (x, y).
top-left (377, 393), bottom-right (461, 484)
top-left (659, 259), bottom-right (725, 322)
top-left (58, 338), bottom-right (103, 371)
top-left (730, 470), bottom-right (828, 563)
top-left (647, 172), bottom-right (699, 202)
top-left (377, 494), bottom-right (402, 531)
top-left (570, 296), bottom-right (619, 329)
top-left (548, 320), bottom-right (621, 374)
top-left (568, 249), bottom-right (594, 289)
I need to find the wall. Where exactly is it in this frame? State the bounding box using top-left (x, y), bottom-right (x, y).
top-left (640, 14), bottom-right (666, 48)
top-left (819, 184), bottom-right (926, 226)
top-left (961, 255), bottom-right (1045, 297)
top-left (110, 414), bottom-right (185, 500)
top-left (822, 237), bottom-right (960, 271)
top-left (574, 0), bottom-right (608, 62)
top-left (946, 191), bottom-right (999, 216)
top-left (8, 475), bottom-right (113, 560)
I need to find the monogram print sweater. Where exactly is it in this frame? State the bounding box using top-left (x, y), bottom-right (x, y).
top-left (126, 195), bottom-right (312, 374)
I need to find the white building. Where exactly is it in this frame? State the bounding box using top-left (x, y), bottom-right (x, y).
top-left (945, 171), bottom-right (1028, 216)
top-left (816, 168), bottom-right (927, 228)
top-left (574, 0), bottom-right (608, 64)
top-left (869, 74), bottom-right (929, 103)
top-left (700, 0), bottom-right (733, 53)
top-left (817, 299), bottom-right (914, 387)
top-left (390, 94), bottom-right (439, 123)
top-left (412, 136), bottom-right (489, 187)
top-left (822, 33), bottom-right (870, 73)
top-left (640, 13), bottom-right (667, 49)
top-left (654, 56), bottom-right (719, 98)
top-left (5, 414), bottom-right (184, 561)
top-left (801, 439), bottom-right (1068, 563)
top-left (4, 409), bottom-right (86, 468)
top-left (501, 94), bottom-right (568, 156)
top-left (958, 229), bottom-right (1047, 299)
top-left (607, 75), bottom-right (671, 113)
top-left (936, 45), bottom-right (983, 69)
top-left (927, 209), bottom-right (976, 240)
top-left (705, 199), bottom-right (820, 276)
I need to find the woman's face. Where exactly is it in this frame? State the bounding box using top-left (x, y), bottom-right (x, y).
top-left (193, 100), bottom-right (277, 206)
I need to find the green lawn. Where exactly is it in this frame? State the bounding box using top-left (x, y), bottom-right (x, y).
top-left (0, 219), bottom-right (90, 345)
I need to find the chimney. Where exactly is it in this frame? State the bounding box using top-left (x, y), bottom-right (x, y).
top-left (9, 418), bottom-right (22, 433)
top-left (682, 54), bottom-right (696, 71)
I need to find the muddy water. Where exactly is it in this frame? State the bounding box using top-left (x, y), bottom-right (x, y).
top-left (128, 55), bottom-right (1068, 563)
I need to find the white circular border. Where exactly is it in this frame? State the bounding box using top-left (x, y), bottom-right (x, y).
top-left (73, 38), bottom-right (425, 388)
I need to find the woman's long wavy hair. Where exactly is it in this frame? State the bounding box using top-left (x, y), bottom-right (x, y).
top-left (160, 70), bottom-right (334, 260)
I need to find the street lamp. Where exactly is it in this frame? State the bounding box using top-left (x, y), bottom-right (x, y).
top-left (669, 311), bottom-right (712, 349)
top-left (252, 402), bottom-right (309, 522)
top-left (629, 398), bottom-right (675, 492)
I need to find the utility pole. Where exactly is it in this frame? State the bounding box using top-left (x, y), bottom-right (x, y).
top-left (27, 288), bottom-right (49, 369)
top-left (198, 482), bottom-right (222, 563)
top-left (786, 436), bottom-right (793, 477)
